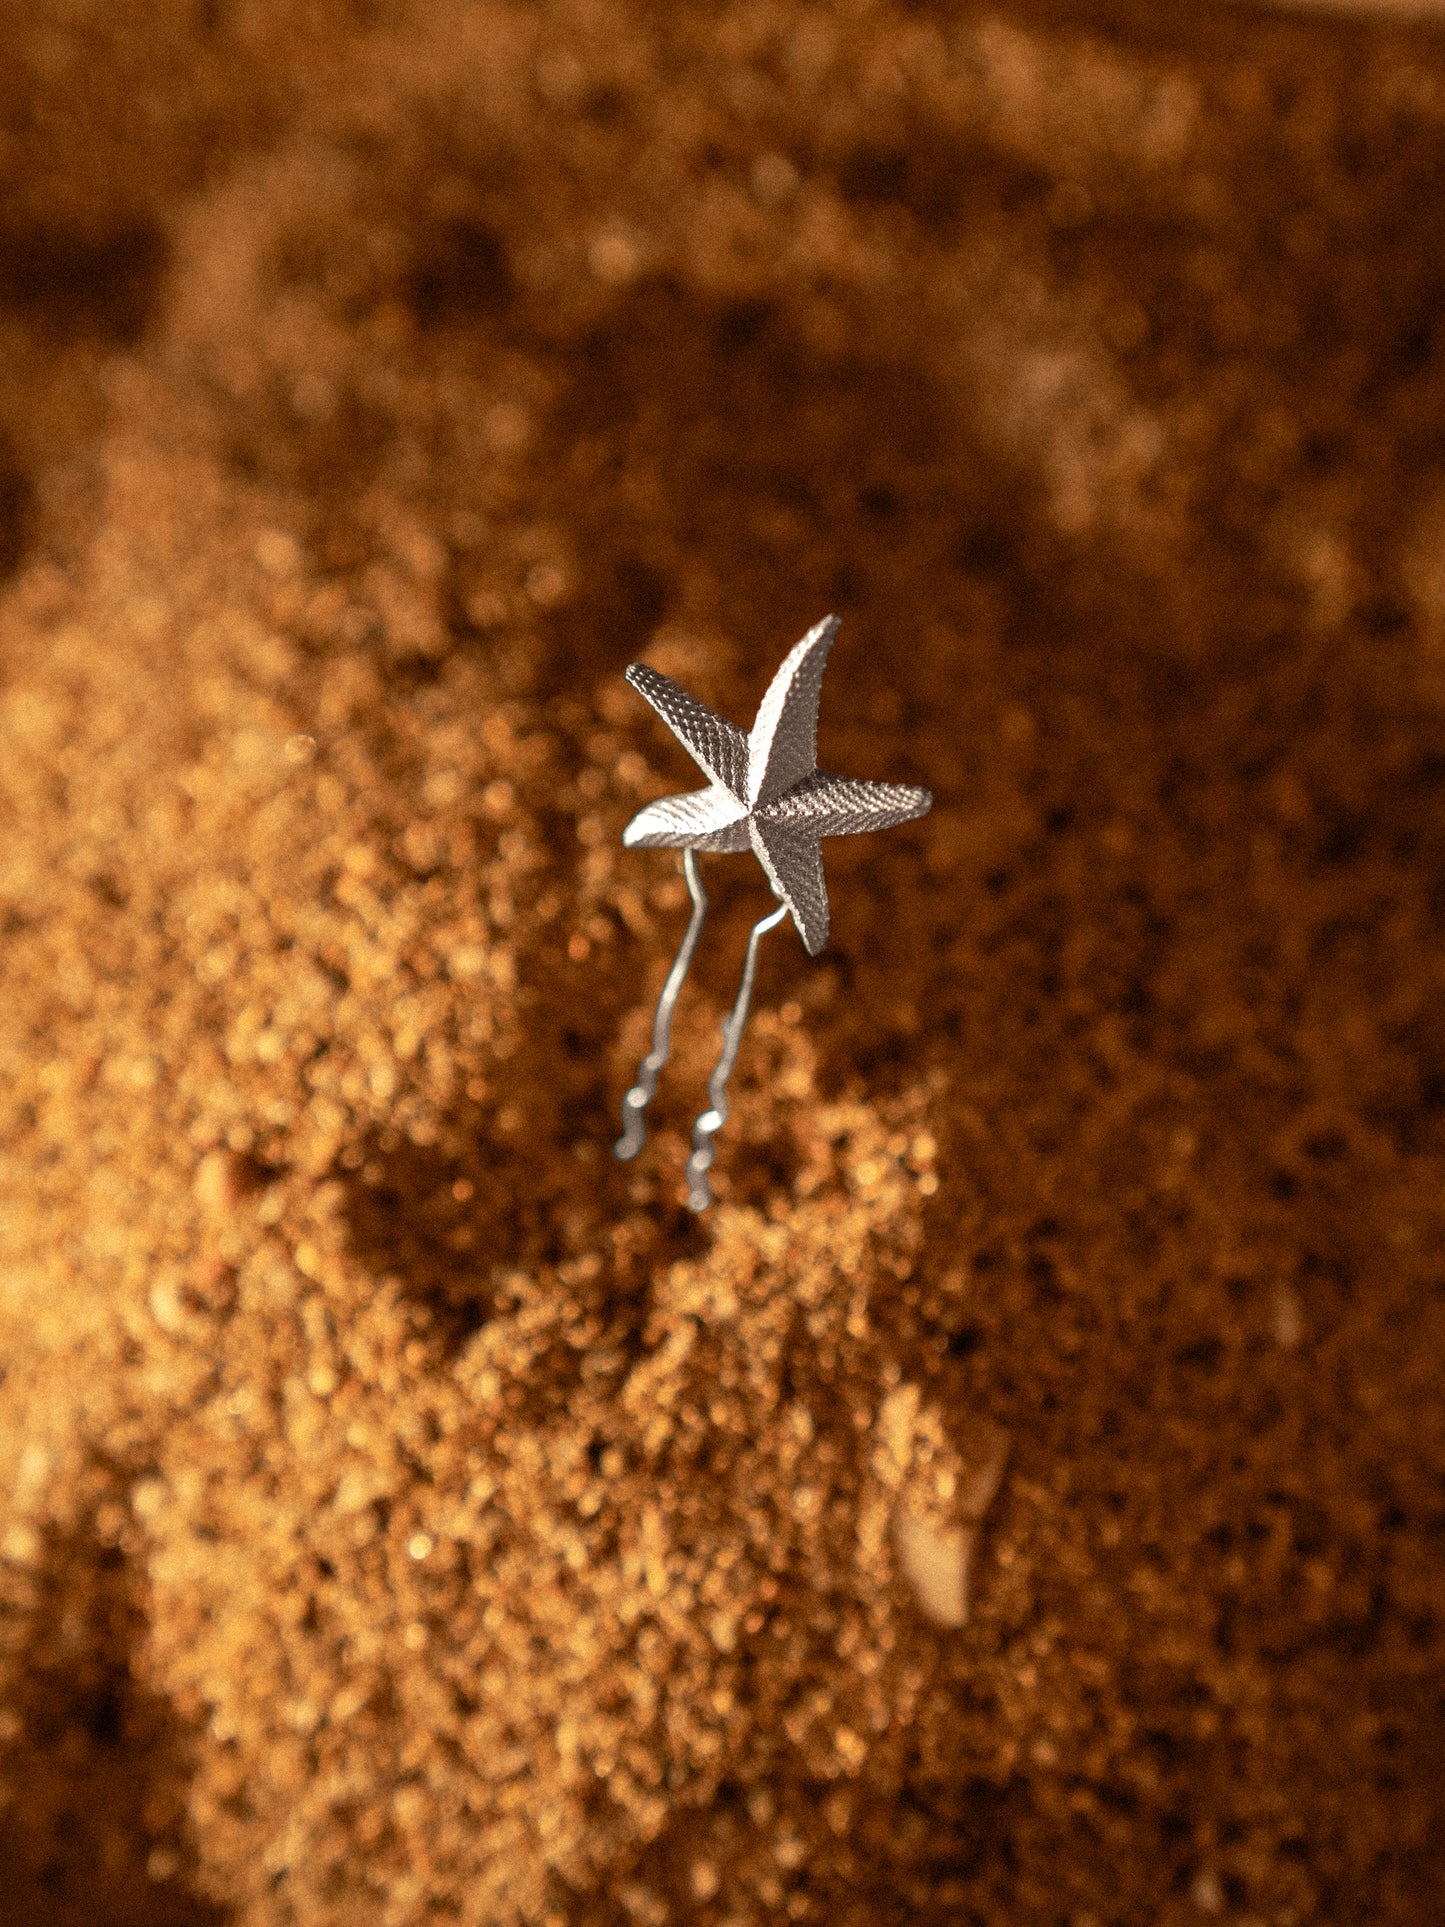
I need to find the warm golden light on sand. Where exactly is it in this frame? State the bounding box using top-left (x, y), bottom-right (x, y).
top-left (0, 4), bottom-right (1442, 1924)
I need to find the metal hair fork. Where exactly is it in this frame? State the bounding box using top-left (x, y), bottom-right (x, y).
top-left (613, 615), bottom-right (932, 1211)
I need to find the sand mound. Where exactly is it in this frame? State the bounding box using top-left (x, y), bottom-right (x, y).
top-left (1, 3), bottom-right (1442, 1922)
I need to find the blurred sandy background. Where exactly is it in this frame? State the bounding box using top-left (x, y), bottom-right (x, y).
top-left (1, 2), bottom-right (1444, 1923)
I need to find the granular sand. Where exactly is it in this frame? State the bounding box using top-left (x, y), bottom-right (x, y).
top-left (1, 2), bottom-right (1443, 1923)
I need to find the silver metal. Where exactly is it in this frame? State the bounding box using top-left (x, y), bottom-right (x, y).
top-left (622, 615), bottom-right (931, 955)
top-left (684, 897), bottom-right (789, 1212)
top-left (614, 849), bottom-right (708, 1160)
top-left (615, 616), bottom-right (933, 1208)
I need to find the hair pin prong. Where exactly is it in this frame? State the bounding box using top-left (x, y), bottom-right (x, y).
top-left (613, 848), bottom-right (708, 1163)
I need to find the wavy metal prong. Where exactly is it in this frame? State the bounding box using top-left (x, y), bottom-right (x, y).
top-left (614, 849), bottom-right (708, 1161)
top-left (684, 896), bottom-right (789, 1212)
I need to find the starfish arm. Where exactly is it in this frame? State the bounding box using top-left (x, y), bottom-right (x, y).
top-left (746, 614), bottom-right (841, 808)
top-left (625, 664), bottom-right (749, 798)
top-left (622, 788), bottom-right (752, 852)
top-left (749, 817), bottom-right (830, 955)
top-left (759, 770), bottom-right (932, 838)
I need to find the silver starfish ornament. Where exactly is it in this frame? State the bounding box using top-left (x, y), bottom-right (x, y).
top-left (614, 614), bottom-right (932, 1209)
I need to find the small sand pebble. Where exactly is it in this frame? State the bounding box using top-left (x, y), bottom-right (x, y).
top-left (194, 1148), bottom-right (246, 1218)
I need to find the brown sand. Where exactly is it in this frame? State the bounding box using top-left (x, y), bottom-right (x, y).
top-left (1, 2), bottom-right (1443, 1922)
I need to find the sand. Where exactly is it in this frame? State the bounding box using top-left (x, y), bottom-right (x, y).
top-left (0, 1), bottom-right (1442, 1922)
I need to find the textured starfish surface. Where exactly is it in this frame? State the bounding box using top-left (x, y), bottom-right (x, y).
top-left (621, 616), bottom-right (932, 954)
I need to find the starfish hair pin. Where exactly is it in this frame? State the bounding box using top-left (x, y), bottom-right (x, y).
top-left (613, 614), bottom-right (932, 1210)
